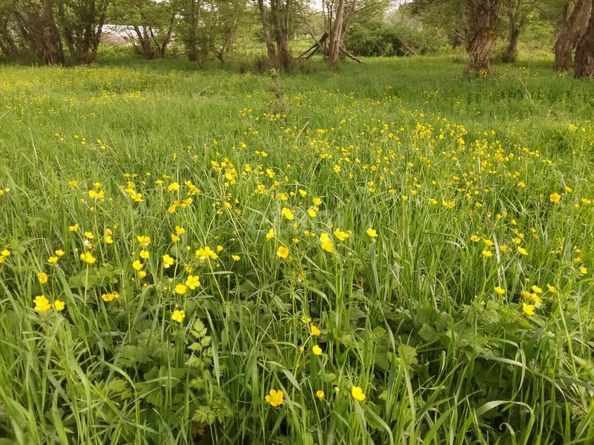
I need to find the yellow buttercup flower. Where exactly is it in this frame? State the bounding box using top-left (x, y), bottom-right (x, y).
top-left (482, 250), bottom-right (493, 258)
top-left (171, 309), bottom-right (185, 323)
top-left (334, 229), bottom-right (350, 241)
top-left (266, 228), bottom-right (275, 240)
top-left (48, 256), bottom-right (58, 264)
top-left (549, 193), bottom-right (561, 203)
top-left (517, 247), bottom-right (528, 256)
top-left (37, 272), bottom-right (48, 284)
top-left (175, 226), bottom-right (186, 235)
top-left (312, 197), bottom-right (322, 206)
top-left (312, 345), bottom-right (323, 356)
top-left (494, 286), bottom-right (505, 295)
top-left (137, 235), bottom-right (151, 248)
top-left (531, 285), bottom-right (543, 294)
top-left (320, 233), bottom-right (334, 253)
top-left (185, 275), bottom-right (201, 290)
top-left (140, 250), bottom-right (149, 259)
top-left (231, 255), bottom-right (241, 261)
top-left (162, 254), bottom-right (175, 269)
top-left (34, 295), bottom-right (52, 312)
top-left (522, 303), bottom-right (535, 316)
top-left (132, 260), bottom-right (144, 271)
top-left (281, 207), bottom-right (295, 221)
top-left (277, 246), bottom-right (289, 259)
top-left (80, 252), bottom-right (96, 264)
top-left (175, 284), bottom-right (187, 295)
top-left (310, 323), bottom-right (321, 336)
top-left (366, 228), bottom-right (378, 238)
top-left (101, 292), bottom-right (119, 302)
top-left (265, 389), bottom-right (284, 407)
top-left (580, 266), bottom-right (588, 274)
top-left (53, 300), bottom-right (65, 312)
top-left (351, 386), bottom-right (366, 401)
top-left (470, 235), bottom-right (480, 243)
top-left (68, 223), bottom-right (79, 232)
top-left (316, 390), bottom-right (325, 401)
top-left (196, 246), bottom-right (218, 261)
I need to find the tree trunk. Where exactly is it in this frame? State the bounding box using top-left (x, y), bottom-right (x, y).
top-left (575, 8), bottom-right (594, 78)
top-left (554, 0), bottom-right (590, 71)
top-left (502, 11), bottom-right (519, 63)
top-left (41, 0), bottom-right (63, 65)
top-left (275, 0), bottom-right (291, 69)
top-left (133, 25), bottom-right (155, 59)
top-left (465, 0), bottom-right (500, 73)
top-left (257, 0), bottom-right (276, 59)
top-left (328, 0), bottom-right (345, 68)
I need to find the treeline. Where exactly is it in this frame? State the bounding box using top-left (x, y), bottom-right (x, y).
top-left (0, 0), bottom-right (593, 78)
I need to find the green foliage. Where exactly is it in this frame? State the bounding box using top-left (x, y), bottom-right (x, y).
top-left (0, 57), bottom-right (594, 444)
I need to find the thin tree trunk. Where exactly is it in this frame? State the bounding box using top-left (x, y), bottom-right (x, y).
top-left (41, 0), bottom-right (63, 65)
top-left (257, 0), bottom-right (276, 59)
top-left (502, 11), bottom-right (520, 63)
top-left (275, 0), bottom-right (291, 69)
top-left (575, 7), bottom-right (594, 78)
top-left (328, 0), bottom-right (345, 68)
top-left (465, 0), bottom-right (500, 73)
top-left (554, 0), bottom-right (590, 71)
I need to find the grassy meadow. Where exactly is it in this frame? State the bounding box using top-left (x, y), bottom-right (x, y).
top-left (1, 56), bottom-right (594, 444)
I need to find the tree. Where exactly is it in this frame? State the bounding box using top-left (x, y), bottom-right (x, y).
top-left (257, 0), bottom-right (275, 59)
top-left (575, 2), bottom-right (594, 77)
top-left (57, 0), bottom-right (110, 64)
top-left (554, 0), bottom-right (592, 71)
top-left (465, 0), bottom-right (501, 72)
top-left (501, 0), bottom-right (538, 63)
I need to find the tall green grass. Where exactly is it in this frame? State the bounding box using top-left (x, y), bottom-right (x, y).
top-left (0, 57), bottom-right (593, 444)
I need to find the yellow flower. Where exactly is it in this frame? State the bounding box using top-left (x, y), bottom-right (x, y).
top-left (312, 345), bottom-right (323, 356)
top-left (80, 252), bottom-right (96, 264)
top-left (171, 309), bottom-right (185, 323)
top-left (277, 246), bottom-right (289, 259)
top-left (88, 189), bottom-right (104, 200)
top-left (312, 197), bottom-right (322, 206)
top-left (231, 255), bottom-right (241, 261)
top-left (132, 260), bottom-right (144, 271)
top-left (366, 228), bottom-right (378, 238)
top-left (470, 235), bottom-right (480, 243)
top-left (34, 295), bottom-right (52, 312)
top-left (549, 193), bottom-right (561, 203)
top-left (175, 284), bottom-right (187, 295)
top-left (320, 233), bottom-right (334, 253)
top-left (299, 189), bottom-right (308, 198)
top-left (175, 226), bottom-right (186, 235)
top-left (482, 250), bottom-right (493, 258)
top-left (37, 272), bottom-right (48, 284)
top-left (494, 286), bottom-right (505, 295)
top-left (334, 229), bottom-right (350, 241)
top-left (310, 323), bottom-right (321, 336)
top-left (265, 389), bottom-right (284, 407)
top-left (137, 235), bottom-right (151, 248)
top-left (301, 315), bottom-right (311, 324)
top-left (140, 250), bottom-right (150, 259)
top-left (531, 285), bottom-right (543, 294)
top-left (351, 386), bottom-right (366, 401)
top-left (483, 239), bottom-right (495, 247)
top-left (281, 207), bottom-right (295, 221)
top-left (315, 390), bottom-right (325, 401)
top-left (185, 275), bottom-right (201, 290)
top-left (105, 235), bottom-right (113, 244)
top-left (138, 270), bottom-right (147, 279)
top-left (53, 300), bottom-right (65, 312)
top-left (522, 303), bottom-right (535, 316)
top-left (48, 256), bottom-right (58, 264)
top-left (307, 207), bottom-right (318, 218)
top-left (171, 234), bottom-right (180, 243)
top-left (266, 228), bottom-right (275, 240)
top-left (168, 182), bottom-right (180, 192)
top-left (101, 292), bottom-right (119, 302)
top-left (55, 250), bottom-right (65, 257)
top-left (69, 223), bottom-right (79, 232)
top-left (84, 231), bottom-right (94, 240)
top-left (162, 254), bottom-right (175, 269)
top-left (196, 246), bottom-right (218, 261)
top-left (517, 247), bottom-right (528, 256)
top-left (580, 266), bottom-right (588, 275)
top-left (547, 284), bottom-right (556, 293)
top-left (216, 245), bottom-right (224, 252)
top-left (1, 249), bottom-right (10, 257)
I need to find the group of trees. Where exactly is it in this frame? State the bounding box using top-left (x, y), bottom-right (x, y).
top-left (0, 0), bottom-right (593, 78)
